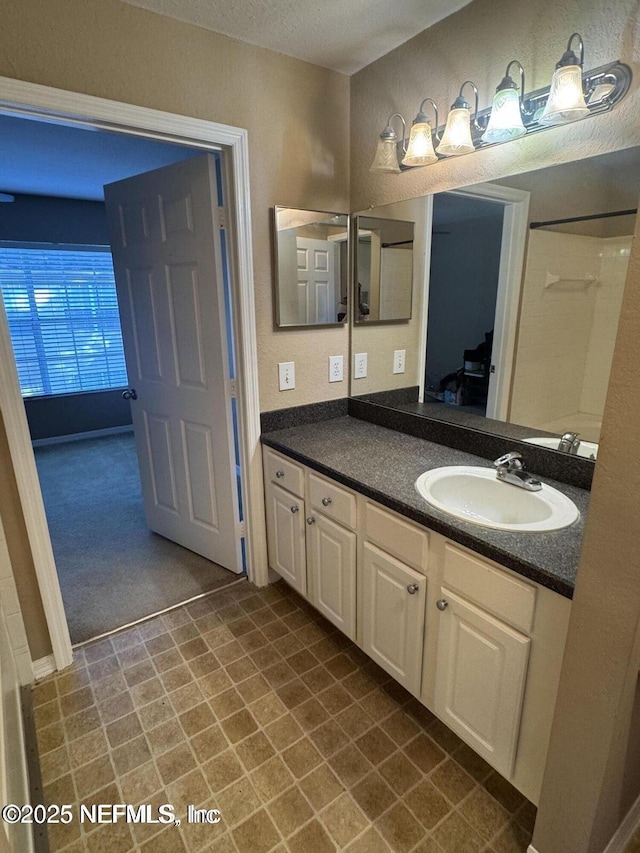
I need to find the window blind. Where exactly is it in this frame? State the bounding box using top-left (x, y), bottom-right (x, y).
top-left (0, 247), bottom-right (128, 397)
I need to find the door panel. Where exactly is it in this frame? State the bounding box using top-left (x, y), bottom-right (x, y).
top-left (105, 155), bottom-right (241, 572)
top-left (308, 514), bottom-right (356, 639)
top-left (434, 588), bottom-right (530, 778)
top-left (362, 543), bottom-right (426, 695)
top-left (265, 482), bottom-right (306, 595)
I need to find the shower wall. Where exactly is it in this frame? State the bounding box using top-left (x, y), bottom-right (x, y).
top-left (509, 230), bottom-right (632, 441)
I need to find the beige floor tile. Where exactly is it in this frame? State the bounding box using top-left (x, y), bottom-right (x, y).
top-left (376, 802), bottom-right (426, 853)
top-left (432, 810), bottom-right (484, 853)
top-left (459, 786), bottom-right (510, 842)
top-left (264, 713), bottom-right (304, 751)
top-left (111, 733), bottom-right (152, 775)
top-left (329, 743), bottom-right (372, 787)
top-left (220, 708), bottom-right (258, 743)
top-left (404, 778), bottom-right (452, 830)
top-left (232, 808), bottom-right (281, 853)
top-left (119, 761), bottom-right (162, 802)
top-left (288, 819), bottom-right (336, 853)
top-left (355, 725), bottom-right (396, 764)
top-left (148, 718), bottom-right (186, 756)
top-left (406, 732), bottom-right (446, 774)
top-left (39, 745), bottom-right (70, 784)
top-left (378, 751), bottom-right (421, 796)
top-left (282, 737), bottom-right (322, 778)
top-left (190, 724), bottom-right (229, 763)
top-left (321, 792), bottom-right (369, 847)
top-left (308, 718), bottom-right (349, 757)
top-left (203, 749), bottom-right (244, 792)
top-left (431, 757), bottom-right (477, 805)
top-left (235, 730), bottom-right (275, 771)
top-left (251, 755), bottom-right (296, 803)
top-left (74, 754), bottom-right (116, 799)
top-left (167, 767), bottom-right (210, 813)
top-left (157, 742), bottom-right (197, 785)
top-left (299, 762), bottom-right (345, 810)
top-left (106, 711), bottom-right (143, 748)
top-left (491, 818), bottom-right (532, 853)
top-left (351, 771), bottom-right (397, 821)
top-left (267, 786), bottom-right (313, 836)
top-left (345, 826), bottom-right (391, 852)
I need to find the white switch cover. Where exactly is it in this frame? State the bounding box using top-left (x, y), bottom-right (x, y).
top-left (354, 353), bottom-right (368, 379)
top-left (329, 355), bottom-right (344, 383)
top-left (393, 349), bottom-right (406, 374)
top-left (278, 361), bottom-right (295, 390)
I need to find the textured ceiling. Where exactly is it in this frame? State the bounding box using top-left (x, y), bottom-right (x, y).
top-left (121, 0), bottom-right (473, 75)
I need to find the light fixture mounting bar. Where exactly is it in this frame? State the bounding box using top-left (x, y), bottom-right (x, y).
top-left (397, 60), bottom-right (631, 170)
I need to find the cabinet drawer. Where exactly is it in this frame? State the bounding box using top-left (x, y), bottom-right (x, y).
top-left (364, 501), bottom-right (428, 574)
top-left (264, 448), bottom-right (305, 499)
top-left (443, 543), bottom-right (536, 635)
top-left (309, 473), bottom-right (356, 530)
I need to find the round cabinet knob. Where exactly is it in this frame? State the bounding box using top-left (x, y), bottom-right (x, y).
top-left (321, 497), bottom-right (332, 507)
top-left (306, 516), bottom-right (316, 525)
top-left (406, 584), bottom-right (419, 595)
top-left (275, 470), bottom-right (285, 479)
top-left (121, 388), bottom-right (138, 401)
top-left (436, 599), bottom-right (449, 611)
top-left (290, 505), bottom-right (299, 514)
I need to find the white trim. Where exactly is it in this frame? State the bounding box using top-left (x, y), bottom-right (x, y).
top-left (32, 654), bottom-right (56, 681)
top-left (0, 76), bottom-right (267, 673)
top-left (31, 425), bottom-right (134, 447)
top-left (602, 792), bottom-right (640, 853)
top-left (527, 846), bottom-right (540, 853)
top-left (417, 195), bottom-right (434, 403)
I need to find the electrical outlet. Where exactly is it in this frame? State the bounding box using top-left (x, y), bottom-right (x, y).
top-left (393, 349), bottom-right (406, 374)
top-left (278, 361), bottom-right (295, 391)
top-left (354, 352), bottom-right (368, 379)
top-left (329, 355), bottom-right (344, 383)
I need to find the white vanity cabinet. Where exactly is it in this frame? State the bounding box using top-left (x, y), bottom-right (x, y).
top-left (359, 499), bottom-right (430, 697)
top-left (263, 451), bottom-right (307, 596)
top-left (263, 449), bottom-right (357, 638)
top-left (262, 445), bottom-right (571, 804)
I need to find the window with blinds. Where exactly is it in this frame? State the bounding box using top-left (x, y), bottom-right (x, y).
top-left (0, 246), bottom-right (128, 397)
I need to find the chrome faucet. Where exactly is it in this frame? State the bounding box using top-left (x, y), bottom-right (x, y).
top-left (558, 432), bottom-right (581, 454)
top-left (493, 452), bottom-right (542, 491)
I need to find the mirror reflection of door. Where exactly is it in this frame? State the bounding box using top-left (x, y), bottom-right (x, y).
top-left (355, 216), bottom-right (414, 323)
top-left (273, 207), bottom-right (348, 327)
top-left (425, 194), bottom-right (505, 416)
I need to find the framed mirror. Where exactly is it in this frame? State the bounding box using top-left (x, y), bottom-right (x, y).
top-left (272, 206), bottom-right (349, 328)
top-left (350, 146), bottom-right (640, 463)
top-left (354, 215), bottom-right (414, 323)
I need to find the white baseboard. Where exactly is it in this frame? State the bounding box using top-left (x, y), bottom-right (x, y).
top-left (32, 654), bottom-right (56, 681)
top-left (603, 792), bottom-right (640, 853)
top-left (527, 846), bottom-right (540, 853)
top-left (31, 425), bottom-right (133, 447)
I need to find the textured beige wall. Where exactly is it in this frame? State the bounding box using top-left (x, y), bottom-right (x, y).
top-left (0, 0), bottom-right (350, 657)
top-left (351, 0), bottom-right (640, 211)
top-left (0, 0), bottom-right (351, 414)
top-left (0, 411), bottom-right (50, 660)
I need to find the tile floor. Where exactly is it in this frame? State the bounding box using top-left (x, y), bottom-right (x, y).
top-left (32, 580), bottom-right (535, 852)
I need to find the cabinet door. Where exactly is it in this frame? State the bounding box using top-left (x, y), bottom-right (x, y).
top-left (265, 482), bottom-right (307, 596)
top-left (307, 513), bottom-right (356, 639)
top-left (362, 543), bottom-right (426, 696)
top-left (434, 588), bottom-right (530, 779)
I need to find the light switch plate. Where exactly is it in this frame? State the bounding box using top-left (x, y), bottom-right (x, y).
top-left (354, 353), bottom-right (368, 379)
top-left (278, 361), bottom-right (295, 390)
top-left (329, 355), bottom-right (344, 383)
top-left (393, 349), bottom-right (406, 374)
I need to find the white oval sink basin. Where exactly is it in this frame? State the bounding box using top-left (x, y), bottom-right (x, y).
top-left (523, 436), bottom-right (598, 460)
top-left (415, 466), bottom-right (579, 532)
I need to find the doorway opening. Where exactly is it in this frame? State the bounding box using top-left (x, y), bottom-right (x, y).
top-left (425, 193), bottom-right (505, 417)
top-left (0, 84), bottom-right (263, 666)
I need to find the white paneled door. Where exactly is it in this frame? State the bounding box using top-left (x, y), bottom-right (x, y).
top-left (104, 155), bottom-right (242, 574)
top-left (296, 238), bottom-right (336, 324)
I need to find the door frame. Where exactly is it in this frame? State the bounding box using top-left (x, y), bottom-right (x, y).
top-left (419, 183), bottom-right (530, 420)
top-left (0, 76), bottom-right (268, 673)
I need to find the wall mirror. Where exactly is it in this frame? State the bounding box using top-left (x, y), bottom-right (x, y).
top-left (350, 146), bottom-right (640, 462)
top-left (354, 215), bottom-right (414, 323)
top-left (273, 206), bottom-right (349, 328)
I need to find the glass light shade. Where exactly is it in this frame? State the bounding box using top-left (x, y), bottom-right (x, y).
top-left (402, 121), bottom-right (438, 167)
top-left (481, 88), bottom-right (526, 143)
top-left (539, 64), bottom-right (589, 125)
top-left (436, 108), bottom-right (475, 156)
top-left (370, 136), bottom-right (401, 173)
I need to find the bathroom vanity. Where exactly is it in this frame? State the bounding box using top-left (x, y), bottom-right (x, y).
top-left (261, 415), bottom-right (588, 805)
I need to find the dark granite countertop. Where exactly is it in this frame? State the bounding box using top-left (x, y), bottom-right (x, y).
top-left (262, 416), bottom-right (588, 599)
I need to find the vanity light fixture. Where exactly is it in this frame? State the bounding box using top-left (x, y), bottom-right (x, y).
top-left (482, 61), bottom-right (527, 143)
top-left (369, 32), bottom-right (631, 174)
top-left (369, 113), bottom-right (407, 173)
top-left (402, 99), bottom-right (439, 167)
top-left (436, 81), bottom-right (479, 156)
top-left (539, 33), bottom-right (590, 126)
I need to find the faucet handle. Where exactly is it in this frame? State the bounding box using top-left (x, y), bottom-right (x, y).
top-left (493, 451), bottom-right (524, 469)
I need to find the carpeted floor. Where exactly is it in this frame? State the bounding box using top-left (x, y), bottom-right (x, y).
top-left (34, 432), bottom-right (241, 644)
